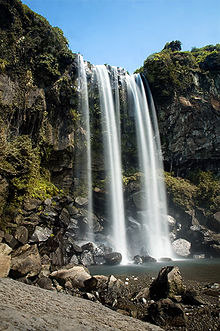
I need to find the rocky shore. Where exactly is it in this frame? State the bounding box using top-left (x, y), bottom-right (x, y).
top-left (0, 263), bottom-right (219, 331)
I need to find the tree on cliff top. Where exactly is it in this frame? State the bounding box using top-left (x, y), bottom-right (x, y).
top-left (163, 40), bottom-right (182, 52)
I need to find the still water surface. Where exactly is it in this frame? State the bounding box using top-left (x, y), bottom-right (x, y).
top-left (89, 259), bottom-right (220, 283)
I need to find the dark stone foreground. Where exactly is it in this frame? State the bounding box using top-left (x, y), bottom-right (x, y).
top-left (0, 278), bottom-right (162, 331)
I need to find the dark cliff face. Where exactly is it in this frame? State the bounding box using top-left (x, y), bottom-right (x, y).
top-left (0, 0), bottom-right (80, 214)
top-left (139, 46), bottom-right (220, 177)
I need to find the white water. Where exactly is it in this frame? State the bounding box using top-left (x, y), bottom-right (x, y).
top-left (94, 65), bottom-right (128, 263)
top-left (77, 54), bottom-right (93, 241)
top-left (125, 74), bottom-right (173, 259)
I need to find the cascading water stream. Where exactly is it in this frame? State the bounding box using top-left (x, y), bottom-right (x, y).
top-left (94, 65), bottom-right (128, 263)
top-left (125, 74), bottom-right (173, 258)
top-left (77, 58), bottom-right (172, 261)
top-left (77, 54), bottom-right (93, 241)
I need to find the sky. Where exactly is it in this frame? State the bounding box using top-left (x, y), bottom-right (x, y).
top-left (21, 0), bottom-right (220, 73)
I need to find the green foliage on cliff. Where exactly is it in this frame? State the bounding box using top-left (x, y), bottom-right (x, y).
top-left (165, 171), bottom-right (220, 213)
top-left (0, 134), bottom-right (59, 212)
top-left (165, 172), bottom-right (197, 209)
top-left (138, 42), bottom-right (220, 102)
top-left (0, 0), bottom-right (75, 86)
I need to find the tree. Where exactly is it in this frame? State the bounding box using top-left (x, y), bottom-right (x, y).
top-left (163, 40), bottom-right (182, 52)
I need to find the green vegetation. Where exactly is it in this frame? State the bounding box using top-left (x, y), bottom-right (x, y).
top-left (0, 134), bottom-right (60, 227)
top-left (0, 0), bottom-right (75, 86)
top-left (165, 171), bottom-right (220, 213)
top-left (137, 42), bottom-right (220, 102)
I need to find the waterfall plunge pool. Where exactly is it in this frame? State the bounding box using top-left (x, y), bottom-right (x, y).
top-left (89, 258), bottom-right (220, 283)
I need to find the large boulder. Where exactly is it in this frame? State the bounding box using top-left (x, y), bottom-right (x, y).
top-left (10, 244), bottom-right (41, 278)
top-left (14, 226), bottom-right (29, 245)
top-left (145, 298), bottom-right (186, 328)
top-left (105, 252), bottom-right (122, 265)
top-left (149, 266), bottom-right (185, 300)
top-left (50, 265), bottom-right (97, 289)
top-left (96, 275), bottom-right (130, 307)
top-left (30, 226), bottom-right (52, 242)
top-left (172, 238), bottom-right (191, 257)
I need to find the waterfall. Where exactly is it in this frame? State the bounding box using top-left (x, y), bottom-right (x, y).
top-left (94, 65), bottom-right (128, 263)
top-left (125, 74), bottom-right (172, 258)
top-left (77, 54), bottom-right (93, 241)
top-left (77, 58), bottom-right (172, 261)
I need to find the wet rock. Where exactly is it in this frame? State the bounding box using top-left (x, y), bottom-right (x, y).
top-left (145, 298), bottom-right (186, 327)
top-left (149, 266), bottom-right (185, 300)
top-left (172, 238), bottom-right (191, 257)
top-left (105, 252), bottom-right (122, 265)
top-left (15, 226), bottom-right (28, 245)
top-left (10, 244), bottom-right (41, 278)
top-left (158, 257), bottom-right (173, 262)
top-left (30, 226), bottom-right (52, 242)
top-left (132, 191), bottom-right (145, 210)
top-left (81, 242), bottom-right (95, 252)
top-left (167, 215), bottom-right (176, 227)
top-left (0, 243), bottom-right (12, 255)
top-left (0, 255), bottom-right (11, 277)
top-left (133, 255), bottom-right (143, 264)
top-left (142, 255), bottom-right (157, 263)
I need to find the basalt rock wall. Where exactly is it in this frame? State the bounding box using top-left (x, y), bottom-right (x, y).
top-left (139, 45), bottom-right (220, 177)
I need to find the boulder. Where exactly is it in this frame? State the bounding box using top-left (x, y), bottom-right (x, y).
top-left (4, 233), bottom-right (18, 249)
top-left (97, 275), bottom-right (130, 307)
top-left (50, 265), bottom-right (96, 289)
top-left (172, 238), bottom-right (191, 257)
top-left (23, 198), bottom-right (41, 212)
top-left (105, 252), bottom-right (122, 265)
top-left (10, 244), bottom-right (41, 278)
top-left (30, 226), bottom-right (52, 242)
top-left (142, 255), bottom-right (157, 263)
top-left (37, 276), bottom-right (54, 291)
top-left (133, 287), bottom-right (150, 302)
top-left (145, 298), bottom-right (186, 327)
top-left (149, 266), bottom-right (185, 300)
top-left (0, 243), bottom-right (12, 255)
top-left (207, 212), bottom-right (220, 232)
top-left (81, 242), bottom-right (95, 252)
top-left (0, 254), bottom-right (11, 277)
top-left (80, 250), bottom-right (94, 266)
top-left (69, 254), bottom-right (79, 265)
top-left (133, 255), bottom-right (143, 264)
top-left (182, 289), bottom-right (205, 305)
top-left (15, 226), bottom-right (28, 245)
top-left (75, 196), bottom-right (88, 207)
top-left (59, 208), bottom-right (70, 226)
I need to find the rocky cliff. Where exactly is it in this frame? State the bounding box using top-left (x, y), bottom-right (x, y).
top-left (0, 1), bottom-right (219, 262)
top-left (138, 42), bottom-right (220, 176)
